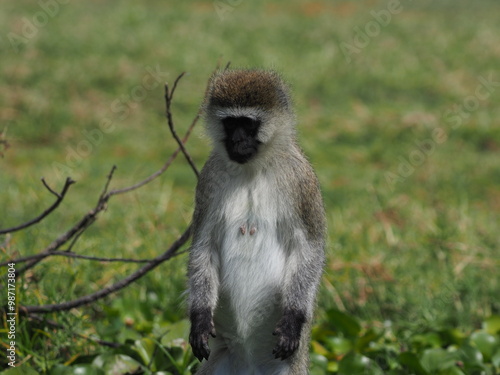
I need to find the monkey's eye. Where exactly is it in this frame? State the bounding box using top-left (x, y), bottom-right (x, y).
top-left (222, 117), bottom-right (261, 132)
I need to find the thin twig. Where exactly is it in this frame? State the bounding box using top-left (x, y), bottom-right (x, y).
top-left (14, 172), bottom-right (113, 275)
top-left (0, 127), bottom-right (9, 157)
top-left (98, 165), bottom-right (117, 202)
top-left (21, 226), bottom-right (191, 314)
top-left (6, 69), bottom-right (210, 315)
top-left (165, 74), bottom-right (200, 178)
top-left (0, 177), bottom-right (75, 235)
top-left (169, 72), bottom-right (186, 102)
top-left (1, 251), bottom-right (153, 266)
top-left (4, 115), bottom-right (199, 270)
top-left (108, 114), bottom-right (200, 196)
top-left (41, 178), bottom-right (62, 198)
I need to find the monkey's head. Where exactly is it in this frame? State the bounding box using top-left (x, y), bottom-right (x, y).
top-left (203, 69), bottom-right (295, 165)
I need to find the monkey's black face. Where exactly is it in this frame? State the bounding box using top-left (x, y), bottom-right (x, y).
top-left (222, 116), bottom-right (262, 164)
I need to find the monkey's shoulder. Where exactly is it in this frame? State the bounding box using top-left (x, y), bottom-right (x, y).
top-left (278, 145), bottom-right (326, 243)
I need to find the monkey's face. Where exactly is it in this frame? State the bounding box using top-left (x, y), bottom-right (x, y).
top-left (204, 69), bottom-right (296, 165)
top-left (222, 116), bottom-right (262, 164)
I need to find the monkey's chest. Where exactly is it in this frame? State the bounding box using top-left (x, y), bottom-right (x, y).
top-left (218, 184), bottom-right (285, 281)
top-left (215, 184), bottom-right (286, 336)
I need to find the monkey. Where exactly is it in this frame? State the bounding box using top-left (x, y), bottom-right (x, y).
top-left (188, 69), bottom-right (326, 375)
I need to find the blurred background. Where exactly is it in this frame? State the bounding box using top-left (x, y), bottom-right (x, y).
top-left (1, 0), bottom-right (499, 373)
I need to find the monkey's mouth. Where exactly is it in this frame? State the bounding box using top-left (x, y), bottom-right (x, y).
top-left (225, 140), bottom-right (260, 164)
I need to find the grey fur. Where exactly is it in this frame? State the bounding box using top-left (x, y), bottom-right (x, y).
top-left (188, 69), bottom-right (326, 375)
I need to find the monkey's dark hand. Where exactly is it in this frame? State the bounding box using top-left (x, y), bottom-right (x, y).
top-left (189, 310), bottom-right (216, 362)
top-left (272, 310), bottom-right (306, 360)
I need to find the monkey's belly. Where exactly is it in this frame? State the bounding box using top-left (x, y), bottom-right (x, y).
top-left (215, 223), bottom-right (286, 356)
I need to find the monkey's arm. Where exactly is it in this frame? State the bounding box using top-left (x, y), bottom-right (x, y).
top-left (188, 169), bottom-right (220, 362)
top-left (273, 160), bottom-right (326, 360)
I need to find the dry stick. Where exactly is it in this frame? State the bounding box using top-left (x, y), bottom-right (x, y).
top-left (164, 73), bottom-right (200, 178)
top-left (17, 72), bottom-right (202, 313)
top-left (6, 72), bottom-right (200, 272)
top-left (22, 225), bottom-right (191, 313)
top-left (4, 250), bottom-right (154, 265)
top-left (107, 115), bottom-right (197, 197)
top-left (0, 177), bottom-right (75, 235)
top-left (14, 190), bottom-right (108, 275)
top-left (0, 119), bottom-right (197, 269)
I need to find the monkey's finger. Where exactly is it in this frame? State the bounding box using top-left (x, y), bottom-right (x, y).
top-left (202, 339), bottom-right (211, 360)
top-left (210, 327), bottom-right (217, 338)
top-left (274, 339), bottom-right (298, 361)
top-left (275, 349), bottom-right (288, 361)
top-left (272, 341), bottom-right (286, 360)
top-left (193, 345), bottom-right (205, 362)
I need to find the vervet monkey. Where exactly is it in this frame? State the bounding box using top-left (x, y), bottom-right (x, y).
top-left (188, 69), bottom-right (326, 374)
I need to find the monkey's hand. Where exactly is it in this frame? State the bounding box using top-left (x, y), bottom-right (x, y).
top-left (189, 310), bottom-right (216, 362)
top-left (272, 310), bottom-right (305, 360)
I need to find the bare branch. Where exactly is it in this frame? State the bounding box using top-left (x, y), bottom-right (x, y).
top-left (107, 117), bottom-right (199, 197)
top-left (21, 226), bottom-right (191, 314)
top-left (98, 165), bottom-right (117, 202)
top-left (165, 75), bottom-right (200, 178)
top-left (1, 250), bottom-right (154, 266)
top-left (0, 177), bottom-right (75, 235)
top-left (41, 178), bottom-right (61, 198)
top-left (0, 127), bottom-right (9, 158)
top-left (14, 173), bottom-right (112, 275)
top-left (6, 69), bottom-right (213, 315)
top-left (11, 75), bottom-right (200, 275)
top-left (169, 71), bottom-right (186, 101)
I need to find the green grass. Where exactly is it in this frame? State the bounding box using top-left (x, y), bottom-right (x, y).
top-left (1, 0), bottom-right (499, 373)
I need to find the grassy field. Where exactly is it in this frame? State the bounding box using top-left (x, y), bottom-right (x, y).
top-left (1, 0), bottom-right (499, 373)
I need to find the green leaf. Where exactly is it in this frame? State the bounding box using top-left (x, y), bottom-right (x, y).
top-left (1, 365), bottom-right (40, 375)
top-left (399, 352), bottom-right (429, 375)
top-left (132, 337), bottom-right (157, 365)
top-left (159, 319), bottom-right (190, 346)
top-left (324, 336), bottom-right (352, 356)
top-left (411, 332), bottom-right (443, 349)
top-left (92, 354), bottom-right (142, 374)
top-left (439, 328), bottom-right (466, 347)
top-left (470, 331), bottom-right (499, 362)
top-left (311, 340), bottom-right (330, 356)
top-left (310, 353), bottom-right (329, 369)
top-left (420, 348), bottom-right (457, 373)
top-left (48, 365), bottom-right (105, 375)
top-left (326, 309), bottom-right (362, 338)
top-left (483, 316), bottom-right (500, 335)
top-left (491, 349), bottom-right (500, 368)
top-left (458, 344), bottom-right (484, 367)
top-left (438, 367), bottom-right (465, 375)
top-left (355, 328), bottom-right (383, 352)
top-left (338, 352), bottom-right (384, 375)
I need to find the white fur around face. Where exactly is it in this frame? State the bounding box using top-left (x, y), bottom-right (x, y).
top-left (204, 106), bottom-right (295, 151)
